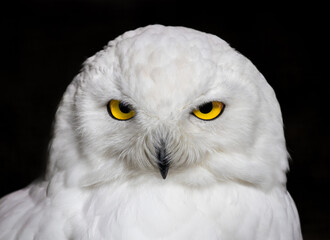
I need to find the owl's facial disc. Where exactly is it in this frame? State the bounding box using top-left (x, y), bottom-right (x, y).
top-left (105, 99), bottom-right (229, 179)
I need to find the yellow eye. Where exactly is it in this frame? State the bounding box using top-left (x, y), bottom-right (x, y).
top-left (107, 100), bottom-right (135, 120)
top-left (192, 101), bottom-right (225, 121)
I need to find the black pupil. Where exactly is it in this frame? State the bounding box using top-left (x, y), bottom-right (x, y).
top-left (199, 102), bottom-right (213, 114)
top-left (119, 102), bottom-right (131, 113)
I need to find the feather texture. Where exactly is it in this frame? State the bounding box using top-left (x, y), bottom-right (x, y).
top-left (0, 25), bottom-right (302, 239)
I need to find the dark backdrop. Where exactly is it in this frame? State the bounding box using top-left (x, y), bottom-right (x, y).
top-left (1, 1), bottom-right (328, 239)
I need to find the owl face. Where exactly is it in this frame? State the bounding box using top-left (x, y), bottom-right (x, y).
top-left (51, 25), bottom-right (288, 188)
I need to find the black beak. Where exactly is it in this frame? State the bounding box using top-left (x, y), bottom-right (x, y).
top-left (156, 140), bottom-right (170, 179)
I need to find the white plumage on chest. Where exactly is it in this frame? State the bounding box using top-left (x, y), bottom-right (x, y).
top-left (0, 181), bottom-right (300, 240)
top-left (83, 183), bottom-right (299, 240)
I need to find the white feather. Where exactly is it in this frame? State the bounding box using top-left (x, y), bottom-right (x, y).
top-left (0, 25), bottom-right (302, 239)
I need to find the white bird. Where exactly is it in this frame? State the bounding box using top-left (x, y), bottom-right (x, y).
top-left (0, 25), bottom-right (302, 240)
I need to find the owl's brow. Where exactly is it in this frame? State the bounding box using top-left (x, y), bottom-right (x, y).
top-left (182, 88), bottom-right (215, 111)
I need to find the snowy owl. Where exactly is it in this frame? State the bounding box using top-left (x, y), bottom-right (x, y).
top-left (0, 25), bottom-right (302, 240)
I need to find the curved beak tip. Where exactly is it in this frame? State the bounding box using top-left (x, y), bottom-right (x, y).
top-left (156, 141), bottom-right (170, 180)
top-left (159, 164), bottom-right (170, 179)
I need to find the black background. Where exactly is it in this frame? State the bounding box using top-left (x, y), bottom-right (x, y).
top-left (0, 1), bottom-right (329, 239)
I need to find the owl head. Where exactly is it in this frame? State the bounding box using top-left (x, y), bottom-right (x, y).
top-left (47, 25), bottom-right (288, 190)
